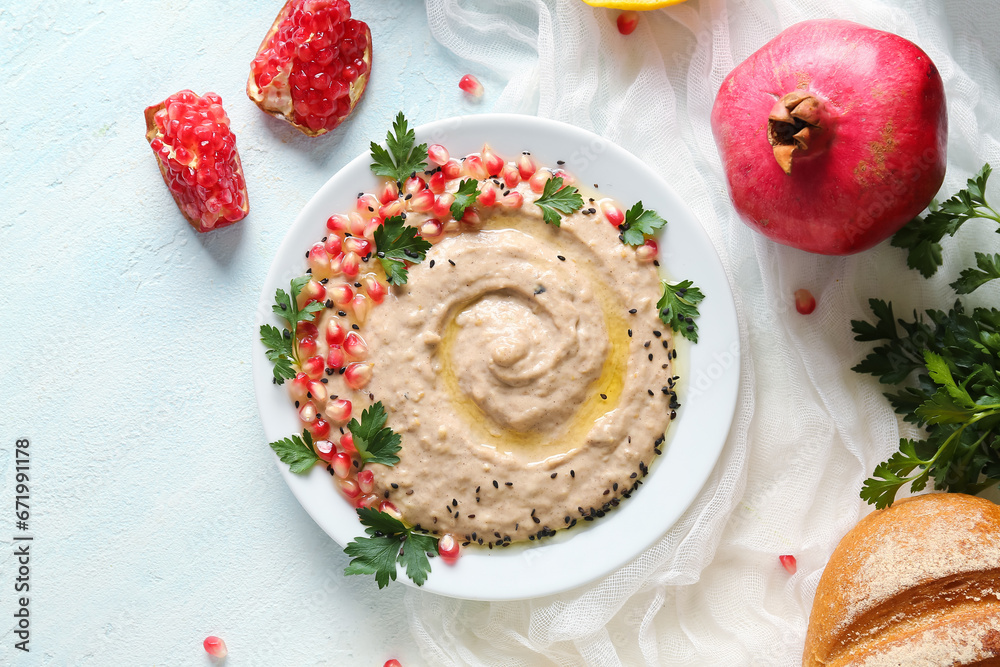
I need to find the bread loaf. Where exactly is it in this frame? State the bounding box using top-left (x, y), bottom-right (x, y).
top-left (803, 493), bottom-right (1000, 666)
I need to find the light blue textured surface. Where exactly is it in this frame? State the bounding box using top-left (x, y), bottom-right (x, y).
top-left (0, 1), bottom-right (499, 664)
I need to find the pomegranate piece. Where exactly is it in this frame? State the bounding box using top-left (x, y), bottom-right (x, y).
top-left (203, 636), bottom-right (228, 658)
top-left (617, 11), bottom-right (639, 35)
top-left (144, 90), bottom-right (248, 232)
top-left (384, 660), bottom-right (403, 667)
top-left (711, 20), bottom-right (946, 255)
top-left (794, 289), bottom-right (816, 315)
top-left (247, 0), bottom-right (373, 137)
top-left (459, 74), bottom-right (484, 98)
top-left (438, 533), bottom-right (460, 564)
top-left (779, 554), bottom-right (797, 575)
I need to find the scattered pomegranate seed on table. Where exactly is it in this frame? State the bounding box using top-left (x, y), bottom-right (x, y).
top-left (384, 660), bottom-right (403, 667)
top-left (617, 11), bottom-right (639, 35)
top-left (459, 74), bottom-right (484, 98)
top-left (794, 289), bottom-right (816, 315)
top-left (203, 636), bottom-right (228, 658)
top-left (779, 554), bottom-right (797, 575)
top-left (247, 0), bottom-right (373, 136)
top-left (144, 90), bottom-right (248, 233)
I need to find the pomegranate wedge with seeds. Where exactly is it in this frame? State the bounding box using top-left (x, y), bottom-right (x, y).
top-left (144, 90), bottom-right (248, 232)
top-left (247, 0), bottom-right (372, 136)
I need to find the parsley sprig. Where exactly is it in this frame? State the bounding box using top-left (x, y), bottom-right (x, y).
top-left (534, 176), bottom-right (584, 226)
top-left (269, 429), bottom-right (319, 474)
top-left (450, 178), bottom-right (479, 220)
top-left (370, 112), bottom-right (428, 184)
top-left (372, 216), bottom-right (432, 285)
top-left (892, 164), bottom-right (1000, 288)
top-left (852, 298), bottom-right (1000, 508)
top-left (657, 279), bottom-right (705, 343)
top-left (260, 277), bottom-right (325, 383)
top-left (344, 508), bottom-right (439, 588)
top-left (619, 202), bottom-right (667, 246)
top-left (348, 402), bottom-right (401, 468)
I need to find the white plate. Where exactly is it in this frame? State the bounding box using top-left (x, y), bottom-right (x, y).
top-left (252, 114), bottom-right (740, 601)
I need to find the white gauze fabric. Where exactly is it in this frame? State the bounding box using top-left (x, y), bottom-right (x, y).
top-left (407, 0), bottom-right (1000, 664)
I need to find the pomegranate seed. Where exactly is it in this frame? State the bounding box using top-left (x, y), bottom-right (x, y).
top-left (356, 193), bottom-right (380, 218)
top-left (409, 190), bottom-right (435, 213)
top-left (299, 401), bottom-right (318, 424)
top-left (433, 193), bottom-right (455, 218)
top-left (327, 345), bottom-right (346, 369)
top-left (428, 171), bottom-right (446, 194)
top-left (298, 279), bottom-right (326, 307)
top-left (420, 219), bottom-right (444, 240)
top-left (529, 169), bottom-right (551, 193)
top-left (617, 11), bottom-right (639, 35)
top-left (324, 235), bottom-right (343, 256)
top-left (462, 208), bottom-right (481, 225)
top-left (499, 191), bottom-right (523, 208)
top-left (459, 74), bottom-right (484, 98)
top-left (348, 212), bottom-right (367, 236)
top-left (358, 469), bottom-right (375, 493)
top-left (380, 199), bottom-right (404, 218)
top-left (379, 180), bottom-right (399, 204)
top-left (327, 214), bottom-right (350, 233)
top-left (355, 493), bottom-right (380, 508)
top-left (363, 276), bottom-right (386, 304)
top-left (517, 153), bottom-right (537, 179)
top-left (306, 417), bottom-right (330, 439)
top-left (338, 477), bottom-right (361, 498)
top-left (340, 431), bottom-right (357, 454)
top-left (297, 335), bottom-right (319, 359)
top-left (247, 1), bottom-right (372, 136)
top-left (145, 91), bottom-right (248, 232)
top-left (301, 355), bottom-right (325, 380)
top-left (344, 362), bottom-right (373, 389)
top-left (298, 321), bottom-right (319, 339)
top-left (502, 164), bottom-right (521, 189)
top-left (384, 660), bottom-right (403, 667)
top-left (308, 242), bottom-right (330, 273)
top-left (477, 182), bottom-right (497, 207)
top-left (795, 289), bottom-right (816, 315)
top-left (342, 251), bottom-right (361, 277)
top-left (442, 159), bottom-right (463, 180)
top-left (307, 379), bottom-right (328, 402)
top-left (363, 218), bottom-right (381, 241)
top-left (481, 145), bottom-right (504, 176)
top-left (314, 439), bottom-right (336, 462)
top-left (203, 636), bottom-right (228, 658)
top-left (552, 169), bottom-right (575, 186)
top-left (329, 283), bottom-right (354, 307)
top-left (328, 398), bottom-right (352, 423)
top-left (289, 372), bottom-right (310, 401)
top-left (635, 238), bottom-right (658, 262)
top-left (325, 318), bottom-right (347, 345)
top-left (438, 533), bottom-right (460, 564)
top-left (343, 332), bottom-right (369, 360)
top-left (601, 200), bottom-right (625, 226)
top-left (463, 155), bottom-right (489, 180)
top-left (351, 293), bottom-right (370, 324)
top-left (779, 554), bottom-right (797, 575)
top-left (404, 176), bottom-right (426, 195)
top-left (332, 452), bottom-right (352, 478)
top-left (428, 144), bottom-right (450, 165)
top-left (379, 501), bottom-right (402, 520)
top-left (344, 236), bottom-right (371, 256)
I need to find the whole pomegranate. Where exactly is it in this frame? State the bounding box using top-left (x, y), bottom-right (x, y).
top-left (711, 20), bottom-right (947, 255)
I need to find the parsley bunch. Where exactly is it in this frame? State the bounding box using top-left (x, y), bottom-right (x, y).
top-left (852, 299), bottom-right (1000, 508)
top-left (260, 277), bottom-right (325, 383)
top-left (344, 508), bottom-right (439, 588)
top-left (534, 176), bottom-right (584, 226)
top-left (892, 164), bottom-right (1000, 293)
top-left (619, 202), bottom-right (667, 246)
top-left (370, 112), bottom-right (428, 184)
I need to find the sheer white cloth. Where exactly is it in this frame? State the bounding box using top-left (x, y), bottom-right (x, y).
top-left (409, 0), bottom-right (1000, 663)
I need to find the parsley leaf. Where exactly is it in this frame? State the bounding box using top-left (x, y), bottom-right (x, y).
top-left (450, 178), bottom-right (479, 220)
top-left (348, 401), bottom-right (402, 468)
top-left (534, 177), bottom-right (584, 226)
top-left (260, 278), bottom-right (324, 384)
top-left (269, 430), bottom-right (319, 474)
top-left (657, 279), bottom-right (706, 343)
top-left (369, 112), bottom-right (428, 184)
top-left (344, 508), bottom-right (438, 588)
top-left (853, 298), bottom-right (1000, 508)
top-left (891, 164), bottom-right (1000, 282)
top-left (952, 252), bottom-right (1000, 294)
top-left (619, 202), bottom-right (668, 246)
top-left (372, 216), bottom-right (432, 286)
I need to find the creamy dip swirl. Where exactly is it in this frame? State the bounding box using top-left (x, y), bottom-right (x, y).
top-left (363, 188), bottom-right (675, 545)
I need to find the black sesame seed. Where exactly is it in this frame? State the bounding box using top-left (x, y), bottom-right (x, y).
top-left (452, 499), bottom-right (457, 507)
top-left (505, 481), bottom-right (513, 487)
top-left (629, 308), bottom-right (637, 314)
top-left (644, 341), bottom-right (650, 348)
top-left (429, 259), bottom-right (435, 268)
top-left (325, 368), bottom-right (335, 376)
top-left (557, 255), bottom-right (566, 261)
top-left (352, 324), bottom-right (359, 330)
top-left (391, 483), bottom-right (399, 489)
top-left (325, 299), bottom-right (334, 308)
top-left (550, 472), bottom-right (557, 479)
top-left (294, 401), bottom-right (300, 408)
top-left (648, 389), bottom-right (654, 396)
top-left (570, 470), bottom-right (575, 478)
top-left (320, 378), bottom-right (328, 384)
top-left (448, 259), bottom-right (456, 266)
top-left (600, 393), bottom-right (608, 400)
top-left (628, 329), bottom-right (632, 337)
top-left (648, 353), bottom-right (654, 361)
top-left (493, 480), bottom-right (499, 488)
top-left (533, 516), bottom-right (540, 524)
top-left (557, 160), bottom-right (565, 165)
top-left (338, 310), bottom-right (347, 317)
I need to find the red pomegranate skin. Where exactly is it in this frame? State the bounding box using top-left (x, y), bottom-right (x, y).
top-left (711, 20), bottom-right (947, 255)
